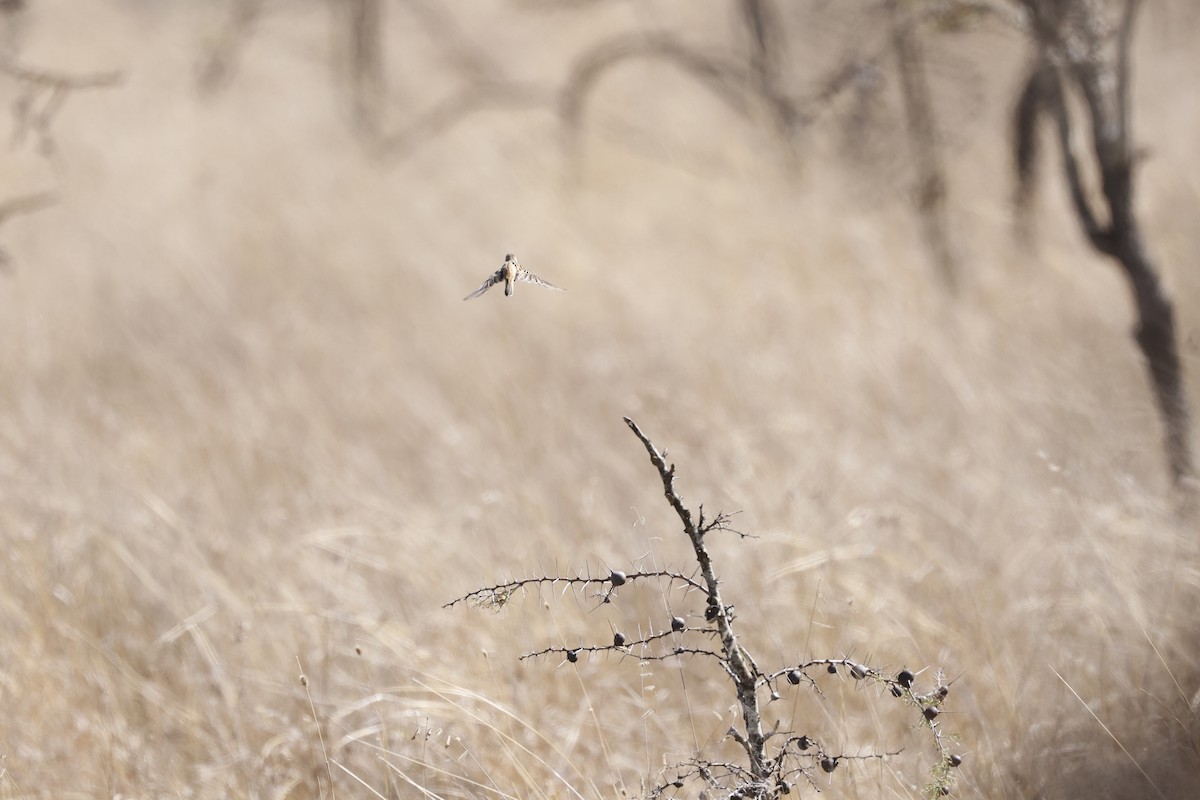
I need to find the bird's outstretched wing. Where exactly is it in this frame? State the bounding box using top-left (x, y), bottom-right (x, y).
top-left (517, 269), bottom-right (564, 292)
top-left (463, 267), bottom-right (506, 300)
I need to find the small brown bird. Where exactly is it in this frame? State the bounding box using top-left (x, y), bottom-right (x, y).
top-left (463, 254), bottom-right (564, 300)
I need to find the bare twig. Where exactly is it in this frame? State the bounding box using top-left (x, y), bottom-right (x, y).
top-left (521, 630), bottom-right (725, 663)
top-left (443, 566), bottom-right (705, 610)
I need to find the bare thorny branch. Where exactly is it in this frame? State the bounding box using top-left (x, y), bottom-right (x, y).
top-left (448, 417), bottom-right (963, 798)
top-left (442, 566), bottom-right (705, 610)
top-left (521, 627), bottom-right (725, 664)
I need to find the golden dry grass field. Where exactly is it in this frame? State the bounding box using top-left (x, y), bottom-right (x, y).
top-left (1, 1), bottom-right (1199, 798)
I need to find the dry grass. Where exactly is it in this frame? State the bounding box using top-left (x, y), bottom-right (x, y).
top-left (1, 1), bottom-right (1199, 798)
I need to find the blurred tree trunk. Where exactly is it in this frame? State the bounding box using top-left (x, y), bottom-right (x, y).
top-left (889, 0), bottom-right (958, 291)
top-left (1013, 0), bottom-right (1193, 487)
top-left (333, 0), bottom-right (384, 137)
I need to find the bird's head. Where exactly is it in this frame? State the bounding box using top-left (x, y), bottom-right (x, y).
top-left (504, 253), bottom-right (516, 263)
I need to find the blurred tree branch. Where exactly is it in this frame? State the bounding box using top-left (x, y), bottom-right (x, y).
top-left (1, 59), bottom-right (122, 159)
top-left (556, 1), bottom-right (1016, 186)
top-left (374, 80), bottom-right (553, 157)
top-left (560, 31), bottom-right (756, 162)
top-left (0, 58), bottom-right (119, 272)
top-left (0, 189), bottom-right (55, 272)
top-left (196, 0), bottom-right (264, 94)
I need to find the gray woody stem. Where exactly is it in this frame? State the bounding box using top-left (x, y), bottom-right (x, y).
top-left (623, 417), bottom-right (769, 782)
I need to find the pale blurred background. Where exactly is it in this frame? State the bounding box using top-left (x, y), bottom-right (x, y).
top-left (1, 1), bottom-right (1199, 798)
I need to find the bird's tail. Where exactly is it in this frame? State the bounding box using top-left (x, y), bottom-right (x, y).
top-left (505, 282), bottom-right (513, 297)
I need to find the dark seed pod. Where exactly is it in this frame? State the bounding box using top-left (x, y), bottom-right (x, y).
top-left (609, 570), bottom-right (627, 587)
top-left (769, 690), bottom-right (781, 701)
top-left (827, 663), bottom-right (837, 674)
top-left (787, 669), bottom-right (803, 685)
top-left (671, 616), bottom-right (686, 632)
top-left (897, 670), bottom-right (914, 688)
top-left (949, 754), bottom-right (963, 767)
top-left (778, 779), bottom-right (791, 794)
top-left (923, 705), bottom-right (940, 721)
top-left (613, 632), bottom-right (626, 647)
top-left (849, 663), bottom-right (869, 680)
top-left (672, 780), bottom-right (684, 789)
top-left (797, 735), bottom-right (811, 750)
top-left (890, 685), bottom-right (903, 698)
top-left (940, 787), bottom-right (950, 796)
top-left (566, 649), bottom-right (578, 663)
top-left (938, 686), bottom-right (950, 699)
top-left (820, 756), bottom-right (838, 773)
top-left (705, 604), bottom-right (719, 621)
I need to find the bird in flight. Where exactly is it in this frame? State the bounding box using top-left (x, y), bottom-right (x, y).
top-left (464, 254), bottom-right (564, 300)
